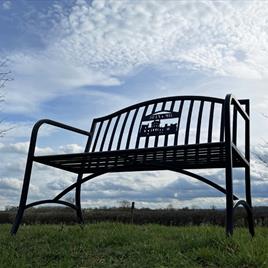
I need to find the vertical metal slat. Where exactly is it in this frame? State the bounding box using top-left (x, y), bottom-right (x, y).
top-left (220, 103), bottom-right (225, 142)
top-left (117, 111), bottom-right (130, 150)
top-left (151, 102), bottom-right (157, 114)
top-left (184, 100), bottom-right (194, 145)
top-left (100, 119), bottom-right (112, 152)
top-left (161, 101), bottom-right (166, 111)
top-left (86, 120), bottom-right (97, 152)
top-left (91, 121), bottom-right (103, 152)
top-left (233, 106), bottom-right (237, 146)
top-left (208, 102), bottom-right (215, 143)
top-left (174, 100), bottom-right (184, 146)
top-left (145, 103), bottom-right (157, 148)
top-left (126, 108), bottom-right (139, 149)
top-left (108, 115), bottom-right (121, 151)
top-left (135, 105), bottom-right (149, 149)
top-left (170, 99), bottom-right (175, 111)
top-left (196, 100), bottom-right (204, 144)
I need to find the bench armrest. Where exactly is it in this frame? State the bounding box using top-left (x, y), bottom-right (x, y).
top-left (225, 95), bottom-right (250, 162)
top-left (231, 98), bottom-right (249, 121)
top-left (33, 119), bottom-right (91, 137)
top-left (28, 119), bottom-right (91, 157)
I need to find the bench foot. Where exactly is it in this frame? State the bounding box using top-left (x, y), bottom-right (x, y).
top-left (11, 158), bottom-right (33, 235)
top-left (234, 200), bottom-right (255, 237)
top-left (11, 206), bottom-right (25, 235)
top-left (76, 207), bottom-right (84, 225)
top-left (75, 174), bottom-right (84, 224)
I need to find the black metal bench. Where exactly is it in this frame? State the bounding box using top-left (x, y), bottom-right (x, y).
top-left (11, 94), bottom-right (254, 236)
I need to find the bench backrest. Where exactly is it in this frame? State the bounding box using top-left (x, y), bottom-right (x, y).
top-left (87, 95), bottom-right (246, 152)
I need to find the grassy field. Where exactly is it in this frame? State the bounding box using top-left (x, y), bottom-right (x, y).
top-left (0, 223), bottom-right (267, 268)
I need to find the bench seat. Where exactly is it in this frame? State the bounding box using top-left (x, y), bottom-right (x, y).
top-left (34, 142), bottom-right (247, 174)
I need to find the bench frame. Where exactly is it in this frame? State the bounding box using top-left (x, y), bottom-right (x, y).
top-left (11, 94), bottom-right (254, 236)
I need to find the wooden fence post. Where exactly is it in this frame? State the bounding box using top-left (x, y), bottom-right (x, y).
top-left (131, 202), bottom-right (135, 224)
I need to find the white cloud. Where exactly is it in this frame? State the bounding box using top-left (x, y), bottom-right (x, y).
top-left (4, 54), bottom-right (121, 114)
top-left (4, 0), bottom-right (268, 115)
top-left (0, 177), bottom-right (21, 191)
top-left (47, 0), bottom-right (268, 79)
top-left (59, 143), bottom-right (84, 154)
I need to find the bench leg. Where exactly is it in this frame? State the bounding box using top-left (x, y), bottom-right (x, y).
top-left (11, 159), bottom-right (33, 235)
top-left (245, 166), bottom-right (254, 236)
top-left (75, 173), bottom-right (84, 224)
top-left (225, 163), bottom-right (234, 236)
top-left (245, 166), bottom-right (252, 208)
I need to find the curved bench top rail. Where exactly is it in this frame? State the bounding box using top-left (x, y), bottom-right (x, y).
top-left (94, 95), bottom-right (225, 122)
top-left (88, 95), bottom-right (248, 153)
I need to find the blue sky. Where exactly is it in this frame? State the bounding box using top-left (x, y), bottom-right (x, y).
top-left (1, 0), bottom-right (268, 209)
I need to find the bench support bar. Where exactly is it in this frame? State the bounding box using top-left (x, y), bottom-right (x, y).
top-left (10, 165), bottom-right (253, 236)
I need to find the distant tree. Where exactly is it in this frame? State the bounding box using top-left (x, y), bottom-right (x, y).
top-left (5, 205), bottom-right (17, 211)
top-left (118, 200), bottom-right (131, 208)
top-left (167, 203), bottom-right (174, 210)
top-left (0, 59), bottom-right (12, 137)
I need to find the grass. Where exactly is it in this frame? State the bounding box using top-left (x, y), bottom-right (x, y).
top-left (0, 223), bottom-right (267, 267)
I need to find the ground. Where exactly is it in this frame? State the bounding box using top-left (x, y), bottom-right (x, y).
top-left (0, 223), bottom-right (267, 267)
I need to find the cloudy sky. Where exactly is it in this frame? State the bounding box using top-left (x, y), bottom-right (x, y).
top-left (0, 0), bottom-right (268, 210)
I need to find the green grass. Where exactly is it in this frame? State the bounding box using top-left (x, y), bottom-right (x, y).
top-left (0, 223), bottom-right (267, 268)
